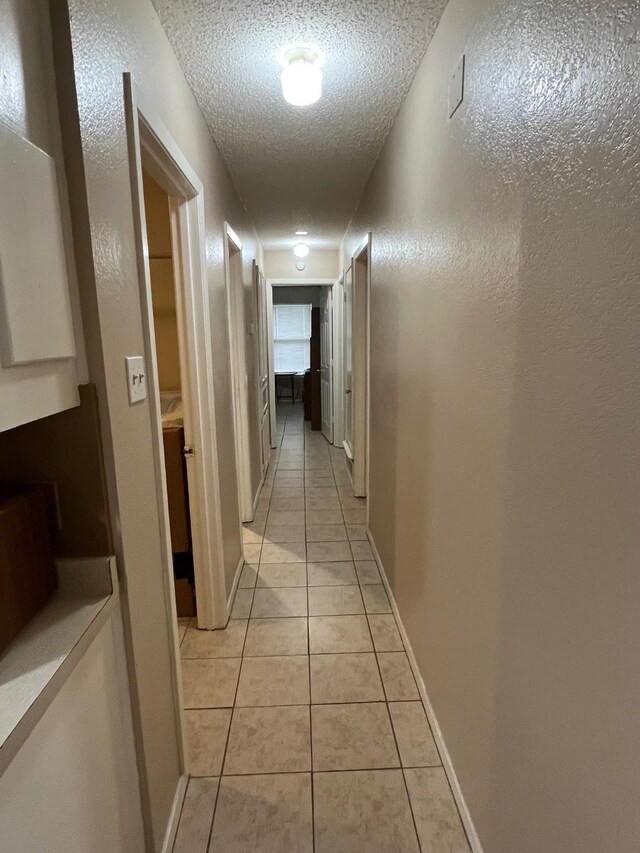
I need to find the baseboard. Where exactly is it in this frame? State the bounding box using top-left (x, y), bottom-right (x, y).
top-left (161, 773), bottom-right (189, 853)
top-left (366, 530), bottom-right (484, 853)
top-left (226, 553), bottom-right (245, 620)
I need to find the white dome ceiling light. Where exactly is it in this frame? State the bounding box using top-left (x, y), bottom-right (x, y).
top-left (281, 47), bottom-right (322, 107)
top-left (294, 242), bottom-right (310, 258)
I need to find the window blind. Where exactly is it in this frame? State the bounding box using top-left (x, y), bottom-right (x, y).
top-left (273, 304), bottom-right (312, 373)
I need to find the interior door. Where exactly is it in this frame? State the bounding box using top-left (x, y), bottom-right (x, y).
top-left (343, 265), bottom-right (354, 458)
top-left (320, 287), bottom-right (333, 442)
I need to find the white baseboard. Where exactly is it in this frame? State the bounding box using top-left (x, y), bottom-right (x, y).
top-left (161, 774), bottom-right (189, 853)
top-left (366, 530), bottom-right (484, 853)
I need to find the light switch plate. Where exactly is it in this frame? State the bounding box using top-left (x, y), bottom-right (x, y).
top-left (449, 54), bottom-right (465, 118)
top-left (125, 356), bottom-right (147, 404)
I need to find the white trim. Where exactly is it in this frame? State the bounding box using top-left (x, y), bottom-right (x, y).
top-left (352, 234), bottom-right (371, 500)
top-left (332, 274), bottom-right (345, 448)
top-left (161, 774), bottom-right (189, 853)
top-left (224, 222), bottom-right (254, 522)
top-left (266, 278), bottom-right (335, 286)
top-left (366, 529), bottom-right (484, 853)
top-left (125, 77), bottom-right (227, 632)
top-left (226, 553), bottom-right (246, 619)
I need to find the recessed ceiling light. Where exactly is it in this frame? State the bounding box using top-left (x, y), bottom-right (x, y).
top-left (295, 230), bottom-right (308, 236)
top-left (281, 47), bottom-right (322, 107)
top-left (294, 243), bottom-right (309, 258)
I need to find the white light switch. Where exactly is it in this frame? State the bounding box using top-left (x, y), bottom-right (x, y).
top-left (449, 54), bottom-right (465, 118)
top-left (125, 356), bottom-right (147, 404)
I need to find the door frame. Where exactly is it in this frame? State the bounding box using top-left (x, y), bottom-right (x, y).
top-left (351, 234), bottom-right (372, 498)
top-left (124, 73), bottom-right (228, 652)
top-left (265, 278), bottom-right (335, 446)
top-left (320, 285), bottom-right (334, 443)
top-left (224, 223), bottom-right (253, 522)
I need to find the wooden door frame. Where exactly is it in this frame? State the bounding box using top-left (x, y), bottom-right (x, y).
top-left (351, 234), bottom-right (371, 498)
top-left (265, 278), bottom-right (335, 447)
top-left (224, 223), bottom-right (253, 522)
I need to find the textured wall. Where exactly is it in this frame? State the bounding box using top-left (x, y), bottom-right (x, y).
top-left (265, 249), bottom-right (340, 281)
top-left (343, 0), bottom-right (640, 850)
top-left (56, 0), bottom-right (260, 846)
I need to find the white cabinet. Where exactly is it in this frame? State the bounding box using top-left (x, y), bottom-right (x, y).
top-left (0, 0), bottom-right (85, 432)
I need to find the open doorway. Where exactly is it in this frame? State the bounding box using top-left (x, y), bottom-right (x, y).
top-left (344, 235), bottom-right (371, 498)
top-left (142, 172), bottom-right (197, 621)
top-left (125, 77), bottom-right (228, 656)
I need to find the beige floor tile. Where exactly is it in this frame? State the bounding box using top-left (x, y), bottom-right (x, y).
top-left (231, 588), bottom-right (254, 619)
top-left (311, 703), bottom-right (399, 771)
top-left (244, 617), bottom-right (308, 656)
top-left (306, 485), bottom-right (338, 498)
top-left (309, 615), bottom-right (373, 653)
top-left (342, 508), bottom-right (367, 524)
top-left (184, 709), bottom-right (231, 776)
top-left (304, 476), bottom-right (335, 487)
top-left (307, 561), bottom-right (357, 586)
top-left (173, 777), bottom-right (218, 853)
top-left (266, 510), bottom-right (305, 526)
top-left (251, 586), bottom-right (308, 618)
top-left (236, 655), bottom-right (310, 706)
top-left (378, 652), bottom-right (420, 700)
top-left (263, 524), bottom-right (306, 543)
top-left (224, 705), bottom-right (311, 774)
top-left (260, 541), bottom-right (307, 563)
top-left (306, 495), bottom-right (341, 510)
top-left (177, 617), bottom-right (190, 644)
top-left (405, 767), bottom-right (470, 852)
top-left (389, 701), bottom-right (440, 767)
top-left (308, 585), bottom-right (364, 616)
top-left (277, 461), bottom-right (304, 470)
top-left (271, 488), bottom-right (305, 501)
top-left (305, 510), bottom-right (343, 525)
top-left (257, 562), bottom-right (307, 588)
top-left (361, 583), bottom-right (392, 613)
top-left (238, 563), bottom-right (257, 588)
top-left (339, 496), bottom-right (367, 510)
top-left (350, 540), bottom-right (375, 561)
top-left (243, 544), bottom-right (262, 564)
top-left (306, 524), bottom-right (348, 542)
top-left (307, 541), bottom-right (352, 562)
top-left (310, 653), bottom-right (384, 703)
top-left (181, 620), bottom-right (247, 659)
top-left (313, 770), bottom-right (419, 853)
top-left (346, 524), bottom-right (368, 540)
top-left (368, 614), bottom-right (404, 651)
top-left (209, 773), bottom-right (313, 853)
top-left (270, 497), bottom-right (304, 512)
top-left (182, 658), bottom-right (240, 708)
top-left (242, 527), bottom-right (263, 545)
top-left (355, 560), bottom-right (381, 584)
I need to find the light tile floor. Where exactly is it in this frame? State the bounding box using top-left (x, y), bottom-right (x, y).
top-left (173, 403), bottom-right (470, 852)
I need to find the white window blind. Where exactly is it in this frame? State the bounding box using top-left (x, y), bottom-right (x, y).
top-left (273, 304), bottom-right (312, 373)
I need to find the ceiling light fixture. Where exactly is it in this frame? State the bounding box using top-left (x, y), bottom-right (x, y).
top-left (294, 242), bottom-right (309, 258)
top-left (281, 47), bottom-right (322, 107)
top-left (295, 230), bottom-right (308, 236)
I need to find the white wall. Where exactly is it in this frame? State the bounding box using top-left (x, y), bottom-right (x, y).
top-left (0, 616), bottom-right (144, 853)
top-left (264, 249), bottom-right (339, 281)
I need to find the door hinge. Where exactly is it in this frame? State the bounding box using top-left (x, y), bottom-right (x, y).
top-left (183, 445), bottom-right (195, 459)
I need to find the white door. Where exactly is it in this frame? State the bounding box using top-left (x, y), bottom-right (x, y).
top-left (320, 287), bottom-right (333, 442)
top-left (255, 265), bottom-right (271, 474)
top-left (343, 265), bottom-right (354, 459)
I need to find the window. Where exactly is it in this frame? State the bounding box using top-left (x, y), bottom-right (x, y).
top-left (273, 303), bottom-right (312, 373)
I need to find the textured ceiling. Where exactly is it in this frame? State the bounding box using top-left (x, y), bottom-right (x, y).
top-left (152, 0), bottom-right (448, 249)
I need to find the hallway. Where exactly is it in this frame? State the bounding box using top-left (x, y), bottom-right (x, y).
top-left (173, 404), bottom-right (469, 851)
